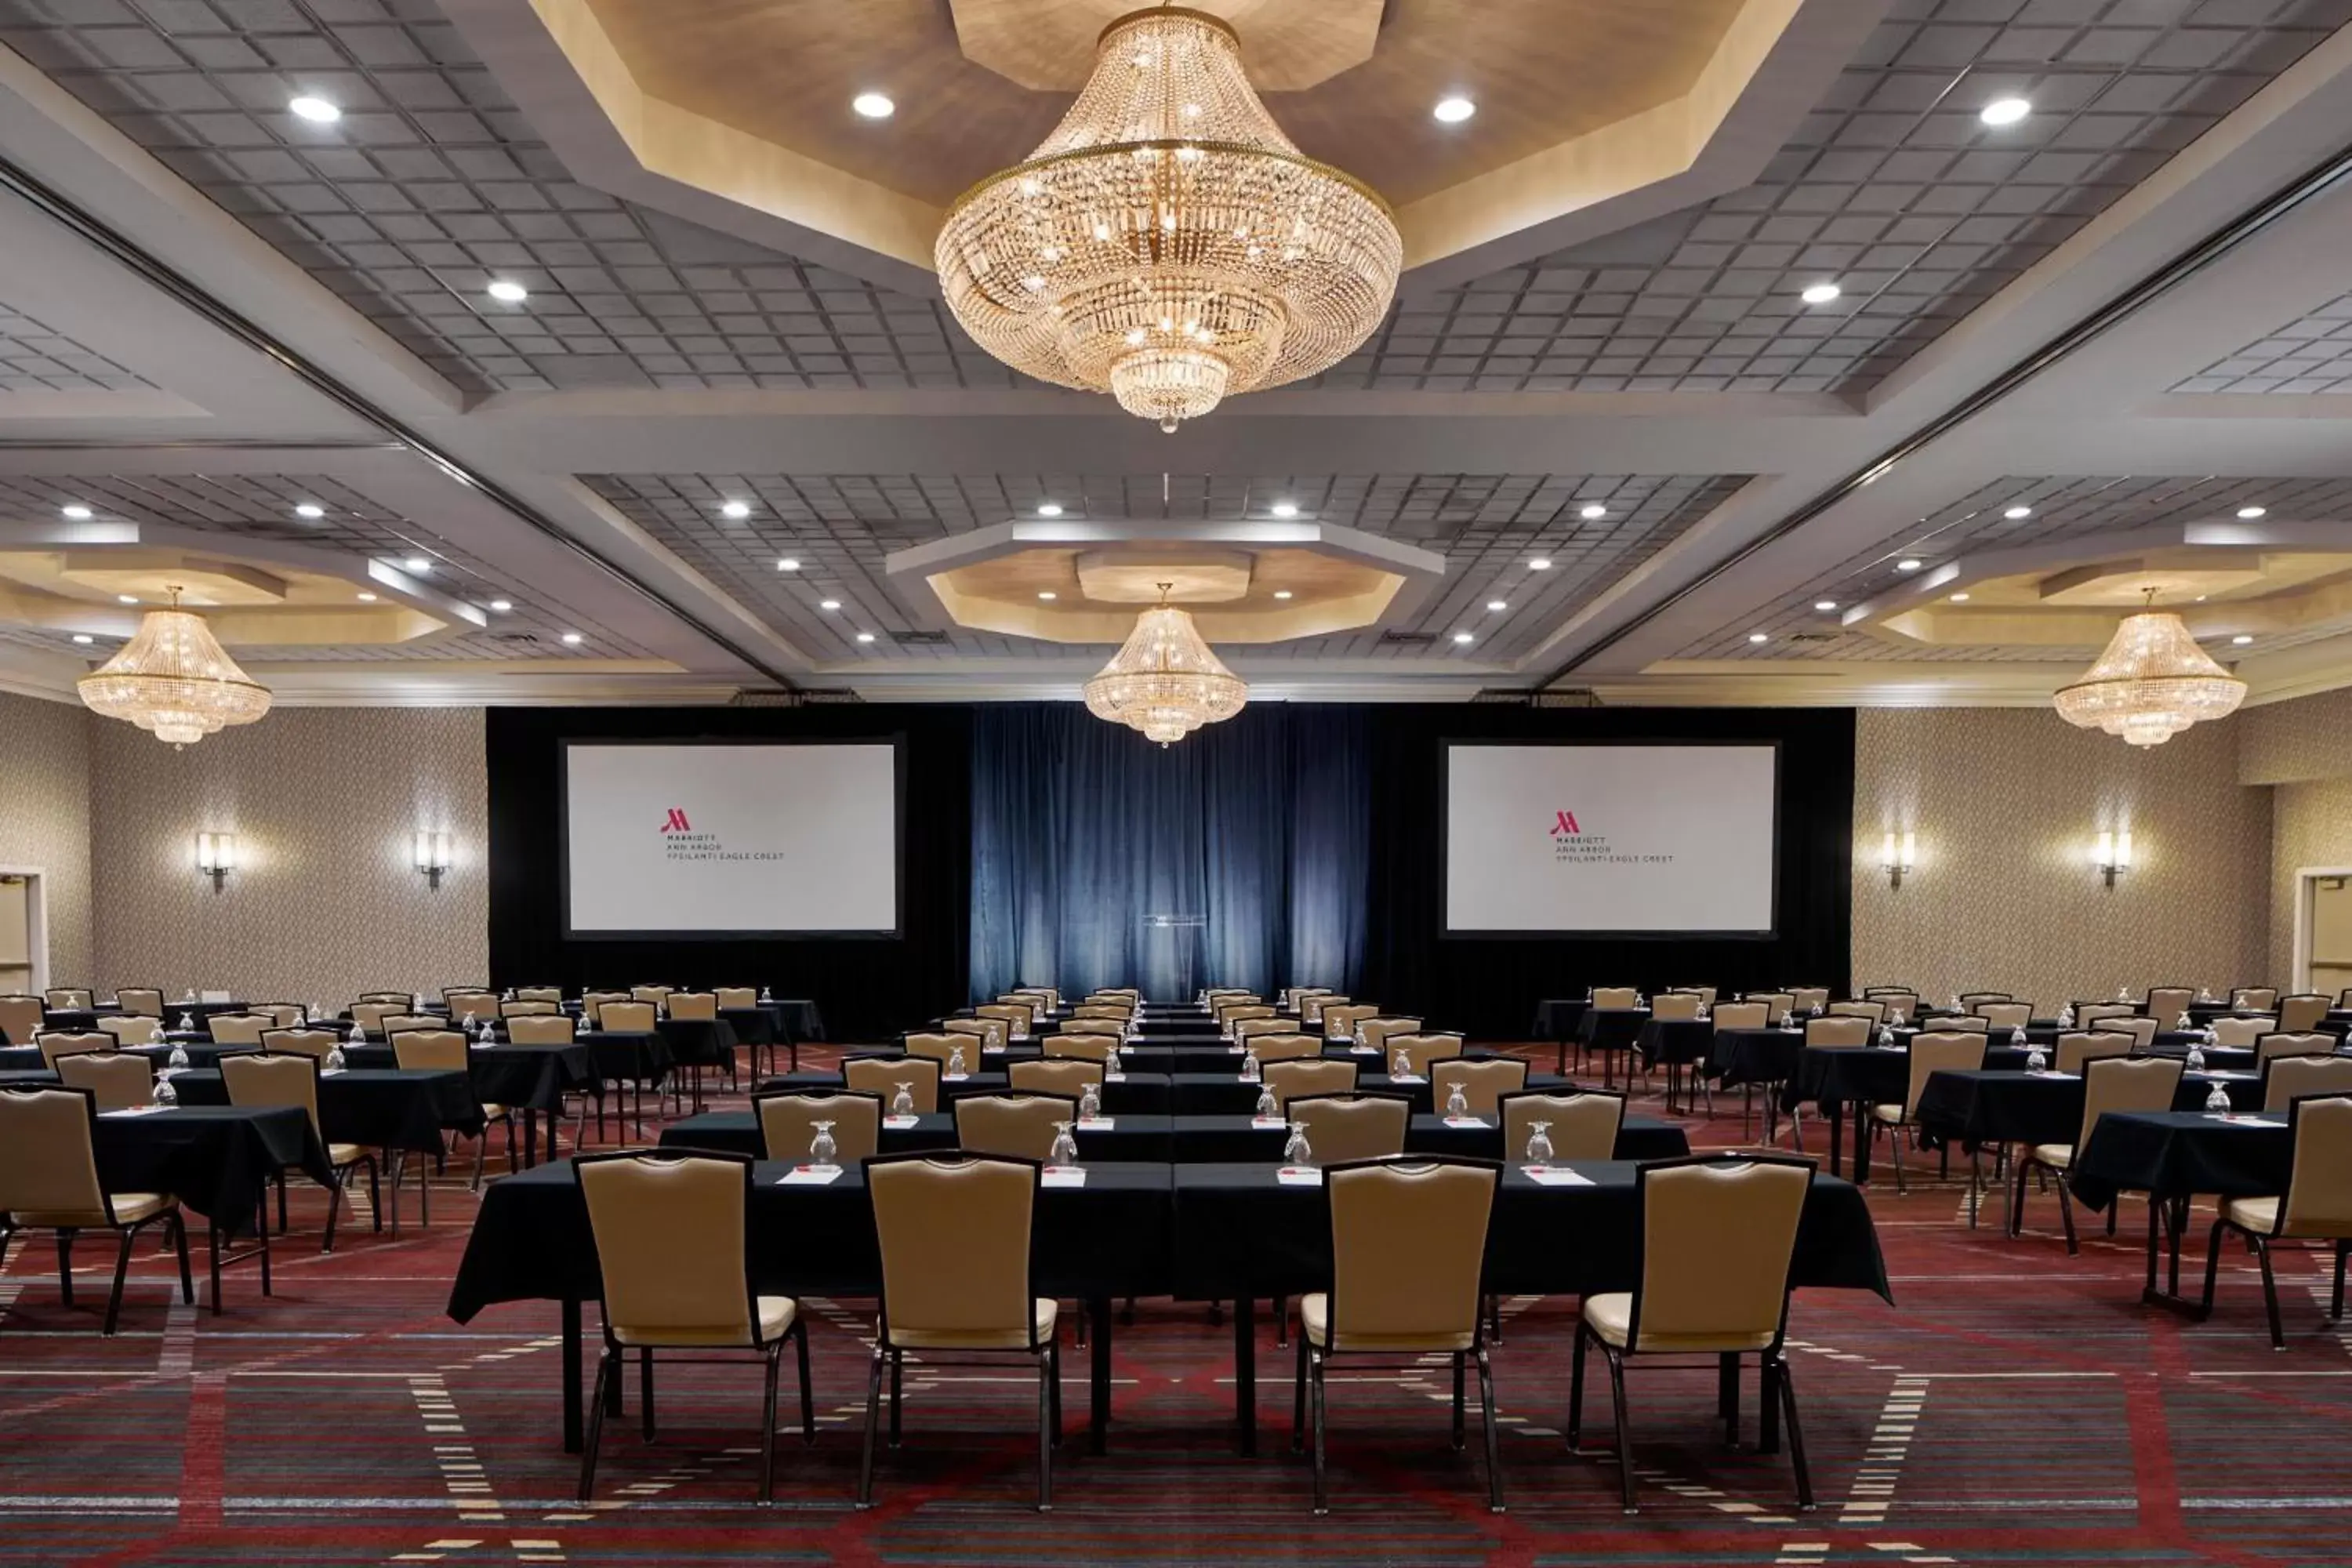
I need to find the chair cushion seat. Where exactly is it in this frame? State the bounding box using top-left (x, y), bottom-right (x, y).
top-left (612, 1294), bottom-right (798, 1348)
top-left (1298, 1291), bottom-right (1475, 1352)
top-left (887, 1298), bottom-right (1057, 1351)
top-left (327, 1142), bottom-right (369, 1167)
top-left (1581, 1291), bottom-right (1777, 1353)
top-left (13, 1192), bottom-right (173, 1228)
top-left (2223, 1196), bottom-right (2280, 1235)
top-left (1868, 1103), bottom-right (1905, 1125)
top-left (480, 1104), bottom-right (506, 1119)
top-left (2029, 1143), bottom-right (2075, 1171)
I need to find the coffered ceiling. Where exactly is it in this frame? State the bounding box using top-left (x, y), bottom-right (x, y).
top-left (0, 0), bottom-right (2349, 713)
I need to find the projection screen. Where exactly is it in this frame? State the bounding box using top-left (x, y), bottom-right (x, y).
top-left (563, 740), bottom-right (901, 937)
top-left (1444, 742), bottom-right (1777, 935)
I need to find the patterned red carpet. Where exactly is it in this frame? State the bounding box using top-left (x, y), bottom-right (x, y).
top-left (5, 1046), bottom-right (2349, 1566)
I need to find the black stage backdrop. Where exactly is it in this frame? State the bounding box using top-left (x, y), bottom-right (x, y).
top-left (485, 704), bottom-right (971, 1042)
top-left (488, 702), bottom-right (1851, 1043)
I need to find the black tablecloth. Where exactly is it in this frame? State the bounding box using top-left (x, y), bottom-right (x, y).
top-left (1531, 999), bottom-right (1588, 1041)
top-left (344, 1041), bottom-right (591, 1114)
top-left (2070, 1110), bottom-right (2292, 1210)
top-left (93, 1105), bottom-right (332, 1232)
top-left (1636, 1017), bottom-right (1715, 1068)
top-left (1915, 1068), bottom-right (2260, 1150)
top-left (1162, 1070), bottom-right (1573, 1117)
top-left (661, 1112), bottom-right (1173, 1162)
top-left (760, 1069), bottom-right (1174, 1116)
top-left (577, 1030), bottom-right (672, 1087)
top-left (1577, 1008), bottom-right (1649, 1054)
top-left (169, 1068), bottom-right (481, 1149)
top-left (657, 1016), bottom-right (739, 1070)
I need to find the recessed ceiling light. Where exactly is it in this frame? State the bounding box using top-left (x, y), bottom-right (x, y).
top-left (1486, 599), bottom-right (1507, 612)
top-left (2004, 505), bottom-right (2032, 519)
top-left (1037, 590), bottom-right (1058, 601)
top-left (1452, 630), bottom-right (1475, 644)
top-left (295, 503), bottom-right (325, 519)
top-left (1980, 96), bottom-right (2031, 126)
top-left (2225, 633), bottom-right (2253, 646)
top-left (402, 556), bottom-right (430, 572)
top-left (489, 598), bottom-right (512, 612)
top-left (1271, 500), bottom-right (1299, 518)
top-left (1950, 591), bottom-right (1971, 602)
top-left (856, 631), bottom-right (877, 643)
top-left (485, 279), bottom-right (528, 303)
top-left (720, 500), bottom-right (751, 520)
top-left (1036, 502), bottom-right (1063, 517)
top-left (116, 593), bottom-right (138, 604)
top-left (1800, 282), bottom-right (1842, 305)
top-left (2237, 506), bottom-right (2267, 519)
top-left (776, 558), bottom-right (800, 572)
top-left (852, 92), bottom-right (895, 120)
top-left (560, 631), bottom-right (583, 644)
top-left (60, 503), bottom-right (91, 520)
top-left (819, 599), bottom-right (841, 612)
top-left (288, 96), bottom-right (341, 124)
top-left (1433, 96), bottom-right (1476, 124)
top-left (70, 633), bottom-right (93, 644)
top-left (1748, 631), bottom-right (1769, 644)
top-left (1814, 600), bottom-right (1838, 612)
top-left (1579, 503), bottom-right (1607, 520)
top-left (356, 590), bottom-right (378, 602)
top-left (1528, 557), bottom-right (1552, 571)
top-left (1272, 590), bottom-right (1293, 600)
top-left (1896, 558), bottom-right (1922, 572)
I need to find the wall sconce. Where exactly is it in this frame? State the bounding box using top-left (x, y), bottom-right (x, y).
top-left (414, 829), bottom-right (452, 891)
top-left (2093, 827), bottom-right (2132, 888)
top-left (195, 831), bottom-right (236, 891)
top-left (1880, 829), bottom-right (1916, 888)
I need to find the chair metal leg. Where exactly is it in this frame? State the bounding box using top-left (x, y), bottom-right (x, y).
top-left (55, 1231), bottom-right (74, 1308)
top-left (1274, 1293), bottom-right (1288, 1348)
top-left (856, 1345), bottom-right (884, 1509)
top-left (794, 1319), bottom-right (815, 1443)
top-left (1776, 1354), bottom-right (1813, 1510)
top-left (577, 1352), bottom-right (613, 1501)
top-left (2256, 1236), bottom-right (2286, 1349)
top-left (1890, 1123), bottom-right (1906, 1193)
top-left (1476, 1345), bottom-right (1504, 1514)
top-left (887, 1349), bottom-right (903, 1447)
top-left (1605, 1348), bottom-right (1637, 1513)
top-left (2199, 1217), bottom-right (2229, 1316)
top-left (321, 1166), bottom-right (347, 1254)
top-left (1308, 1348), bottom-right (1329, 1516)
top-left (640, 1348), bottom-right (655, 1439)
top-left (1291, 1331), bottom-right (1309, 1452)
top-left (1566, 1318), bottom-right (1588, 1450)
top-left (365, 1156), bottom-right (383, 1232)
top-left (101, 1228), bottom-right (136, 1335)
top-left (2335, 1240), bottom-right (2350, 1321)
top-left (170, 1214), bottom-right (194, 1305)
top-left (1035, 1347), bottom-right (1054, 1512)
top-left (1718, 1352), bottom-right (1739, 1445)
top-left (1450, 1352), bottom-right (1467, 1451)
top-left (1048, 1338), bottom-right (1062, 1448)
top-left (2054, 1173), bottom-right (2080, 1255)
top-left (760, 1341), bottom-right (781, 1505)
top-left (470, 1127), bottom-right (488, 1192)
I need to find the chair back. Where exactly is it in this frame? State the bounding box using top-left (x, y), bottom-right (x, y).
top-left (1042, 1032), bottom-right (1117, 1063)
top-left (2075, 1002), bottom-right (2134, 1026)
top-left (2075, 1055), bottom-right (2185, 1149)
top-left (1590, 987), bottom-right (1639, 1009)
top-left (0, 995), bottom-right (43, 1045)
top-left (206, 1013), bottom-right (273, 1045)
top-left (1287, 1093), bottom-right (1410, 1163)
top-left (348, 1001), bottom-right (401, 1038)
top-left (1788, 987), bottom-right (1830, 1012)
top-left (869, 1156), bottom-right (1040, 1350)
top-left (0, 1087), bottom-right (108, 1216)
top-left (36, 1031), bottom-right (112, 1065)
top-left (1387, 1033), bottom-right (1466, 1076)
top-left (2256, 1031), bottom-right (2336, 1066)
top-left (579, 991), bottom-right (630, 1025)
top-left (630, 985), bottom-right (674, 1007)
top-left (42, 987), bottom-right (92, 1011)
top-left (1745, 991), bottom-right (1795, 1024)
top-left (715, 987), bottom-right (759, 1011)
top-left (2233, 987), bottom-right (2280, 1011)
top-left (755, 1091), bottom-right (880, 1164)
top-left (2145, 987), bottom-right (2195, 1022)
top-left (1902, 1031), bottom-right (1987, 1118)
top-left (1233, 1014), bottom-right (1291, 1041)
top-left (1674, 985), bottom-right (1718, 1007)
top-left (847, 1054), bottom-right (938, 1114)
top-left (1931, 1013), bottom-right (1989, 1032)
top-left (904, 1032), bottom-right (969, 1068)
top-left (1092, 988), bottom-right (1141, 1003)
top-left (577, 1152), bottom-right (756, 1346)
top-left (1973, 1001), bottom-right (2032, 1029)
top-left (598, 1002), bottom-right (657, 1033)
top-left (955, 1094), bottom-right (1076, 1161)
top-left (1301, 994), bottom-right (1347, 1025)
top-left (975, 1003), bottom-right (1033, 1040)
top-left (1958, 991), bottom-right (2011, 1006)
top-left (220, 1052), bottom-right (325, 1140)
top-left (1628, 1159), bottom-right (1812, 1352)
top-left (1878, 993), bottom-right (1919, 1024)
top-left (1651, 993), bottom-right (1703, 1022)
top-left (379, 1013), bottom-right (441, 1037)
top-left (668, 992), bottom-right (718, 1022)
top-left (391, 1030), bottom-right (470, 1073)
top-left (445, 993), bottom-right (500, 1022)
top-left (1263, 1058), bottom-right (1357, 1111)
top-left (1073, 1003), bottom-right (1131, 1021)
top-left (1711, 1001), bottom-right (1767, 1031)
top-left (1243, 1033), bottom-right (1319, 1064)
top-left (96, 1014), bottom-right (163, 1046)
top-left (2278, 995), bottom-right (2331, 1033)
top-left (2278, 1096), bottom-right (2352, 1236)
top-left (1827, 999), bottom-right (1883, 1022)
top-left (2263, 1054), bottom-right (2352, 1113)
top-left (514, 987), bottom-right (564, 1004)
top-left (1325, 1159), bottom-right (1496, 1351)
top-left (1500, 1091), bottom-right (1623, 1160)
top-left (503, 1000), bottom-right (558, 1017)
top-left (506, 1014), bottom-right (576, 1045)
top-left (1008, 1058), bottom-right (1105, 1098)
top-left (1431, 1057), bottom-right (1528, 1116)
top-left (1803, 1015), bottom-right (1871, 1047)
top-left (255, 1004), bottom-right (308, 1028)
top-left (262, 1029), bottom-right (339, 1061)
top-left (357, 992), bottom-right (414, 1006)
top-left (1319, 1003), bottom-right (1380, 1042)
top-left (113, 988), bottom-right (164, 1018)
top-left (56, 1051), bottom-right (154, 1111)
top-left (2092, 1015), bottom-right (2159, 1048)
top-left (2056, 1031), bottom-right (2135, 1076)
top-left (1357, 1016), bottom-right (1422, 1052)
top-left (2211, 1015), bottom-right (2276, 1048)
top-left (945, 1016), bottom-right (1009, 1052)
top-left (1061, 1016), bottom-right (1127, 1038)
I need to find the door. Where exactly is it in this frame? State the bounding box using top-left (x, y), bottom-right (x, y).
top-left (0, 875), bottom-right (31, 996)
top-left (2311, 874), bottom-right (2352, 1000)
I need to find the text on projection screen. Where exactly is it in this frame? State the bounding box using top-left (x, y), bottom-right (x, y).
top-left (1444, 745), bottom-right (1775, 933)
top-left (565, 743), bottom-right (897, 933)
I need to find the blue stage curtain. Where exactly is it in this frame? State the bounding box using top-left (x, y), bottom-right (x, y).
top-left (970, 703), bottom-right (1369, 1003)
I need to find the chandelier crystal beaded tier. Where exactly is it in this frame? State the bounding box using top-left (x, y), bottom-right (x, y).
top-left (2053, 595), bottom-right (2245, 748)
top-left (935, 5), bottom-right (1401, 432)
top-left (78, 589), bottom-right (271, 747)
top-left (1084, 586), bottom-right (1247, 745)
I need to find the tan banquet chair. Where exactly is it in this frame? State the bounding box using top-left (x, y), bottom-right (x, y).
top-left (1357, 1016), bottom-right (1423, 1055)
top-left (508, 1014), bottom-right (577, 1045)
top-left (2009, 1054), bottom-right (2183, 1250)
top-left (2278, 995), bottom-right (2332, 1034)
top-left (1386, 1033), bottom-right (1467, 1077)
top-left (42, 987), bottom-right (93, 1011)
top-left (96, 1014), bottom-right (164, 1047)
top-left (0, 994), bottom-right (44, 1046)
top-left (56, 1051), bottom-right (154, 1112)
top-left (1788, 987), bottom-right (1830, 1014)
top-left (2056, 1031), bottom-right (2136, 1076)
top-left (669, 992), bottom-right (717, 1022)
top-left (36, 1031), bottom-right (111, 1066)
top-left (2199, 1094), bottom-right (2352, 1348)
top-left (2233, 988), bottom-right (2280, 1012)
top-left (113, 988), bottom-right (164, 1018)
top-left (1007, 1059), bottom-right (1105, 1099)
top-left (260, 1028), bottom-right (339, 1062)
top-left (976, 1004), bottom-right (1033, 1043)
top-left (955, 1094), bottom-right (1077, 1163)
top-left (1590, 987), bottom-right (1639, 1011)
top-left (394, 1028), bottom-right (513, 1192)
top-left (1247, 1034), bottom-right (1324, 1065)
top-left (2256, 1031), bottom-right (2336, 1067)
top-left (1042, 1033), bottom-right (1117, 1065)
top-left (502, 1000), bottom-right (561, 1016)
top-left (575, 1151), bottom-right (812, 1503)
top-left (905, 1032), bottom-right (975, 1075)
top-left (1931, 1013), bottom-right (1990, 1033)
top-left (630, 985), bottom-right (674, 1007)
top-left (1286, 1093), bottom-right (1410, 1165)
top-left (2092, 1015), bottom-right (2161, 1050)
top-left (1502, 1090), bottom-right (1624, 1162)
top-left (1321, 1004), bottom-right (1380, 1043)
top-left (846, 1055), bottom-right (939, 1116)
top-left (1973, 1001), bottom-right (2033, 1030)
top-left (1073, 1004), bottom-right (1131, 1022)
top-left (220, 1053), bottom-right (382, 1251)
top-left (755, 1090), bottom-right (881, 1166)
top-left (378, 1012), bottom-right (443, 1040)
top-left (1060, 1017), bottom-right (1127, 1039)
top-left (1868, 1030), bottom-right (1987, 1202)
top-left (1432, 1058), bottom-right (1529, 1120)
top-left (1826, 1000), bottom-right (1883, 1023)
top-left (0, 1086), bottom-right (192, 1334)
top-left (2145, 986), bottom-right (2196, 1024)
top-left (859, 1154), bottom-right (1059, 1512)
top-left (2263, 1054), bottom-right (2352, 1113)
top-left (2076, 1002), bottom-right (2136, 1029)
top-left (579, 992), bottom-right (630, 1027)
top-left (1803, 1016), bottom-right (1870, 1047)
top-left (2212, 1015), bottom-right (2278, 1049)
top-left (514, 987), bottom-right (564, 1005)
top-left (1570, 1156), bottom-right (1817, 1514)
top-left (1263, 1058), bottom-right (1358, 1113)
top-left (206, 1013), bottom-right (273, 1046)
top-left (1294, 1156), bottom-right (1503, 1515)
top-left (1652, 993), bottom-right (1704, 1022)
top-left (1745, 991), bottom-right (1795, 1025)
top-left (944, 1016), bottom-right (1008, 1056)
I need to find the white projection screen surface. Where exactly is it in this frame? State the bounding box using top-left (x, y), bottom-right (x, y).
top-left (1445, 743), bottom-right (1777, 935)
top-left (564, 742), bottom-right (900, 937)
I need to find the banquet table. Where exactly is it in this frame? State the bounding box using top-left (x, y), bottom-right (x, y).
top-left (662, 1112), bottom-right (1173, 1162)
top-left (168, 1066), bottom-right (481, 1150)
top-left (1914, 1066), bottom-right (2261, 1154)
top-left (447, 1154), bottom-right (1886, 1460)
top-left (2070, 1109), bottom-right (2294, 1311)
top-left (344, 1041), bottom-right (593, 1165)
top-left (1574, 1008), bottom-right (1650, 1085)
top-left (1531, 1000), bottom-right (1588, 1064)
top-left (760, 1069), bottom-right (1176, 1116)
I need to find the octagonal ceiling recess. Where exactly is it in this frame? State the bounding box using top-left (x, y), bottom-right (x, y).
top-left (445, 0), bottom-right (1877, 289)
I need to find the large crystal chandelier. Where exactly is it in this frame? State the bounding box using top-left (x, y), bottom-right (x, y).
top-left (2053, 594), bottom-right (2245, 748)
top-left (1084, 586), bottom-right (1247, 745)
top-left (78, 589), bottom-right (271, 747)
top-left (936, 6), bottom-right (1400, 431)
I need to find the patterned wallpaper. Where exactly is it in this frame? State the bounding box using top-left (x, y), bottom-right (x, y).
top-left (0, 690), bottom-right (92, 986)
top-left (1853, 709), bottom-right (2272, 1008)
top-left (88, 708), bottom-right (487, 1007)
top-left (2241, 687), bottom-right (2352, 786)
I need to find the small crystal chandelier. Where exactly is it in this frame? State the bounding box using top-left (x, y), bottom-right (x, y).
top-left (936, 6), bottom-right (1400, 432)
top-left (1084, 585), bottom-right (1247, 745)
top-left (2053, 590), bottom-right (2245, 748)
top-left (78, 587), bottom-right (271, 747)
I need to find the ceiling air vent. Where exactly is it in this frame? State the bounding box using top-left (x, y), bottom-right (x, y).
top-left (1788, 631), bottom-right (1838, 644)
top-left (891, 629), bottom-right (951, 645)
top-left (1379, 630), bottom-right (1439, 645)
top-left (492, 632), bottom-right (543, 645)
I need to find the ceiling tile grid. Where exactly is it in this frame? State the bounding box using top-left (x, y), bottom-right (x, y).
top-left (0, 471), bottom-right (644, 659)
top-left (1321, 0), bottom-right (2352, 397)
top-left (0, 302), bottom-right (154, 391)
top-left (2172, 290), bottom-right (2352, 392)
top-left (585, 470), bottom-right (1747, 663)
top-left (1682, 472), bottom-right (2352, 661)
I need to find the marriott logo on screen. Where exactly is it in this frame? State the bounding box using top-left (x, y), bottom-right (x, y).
top-left (1548, 810), bottom-right (1581, 836)
top-left (660, 807), bottom-right (691, 833)
top-left (654, 805), bottom-right (787, 863)
top-left (1548, 808), bottom-right (1626, 863)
